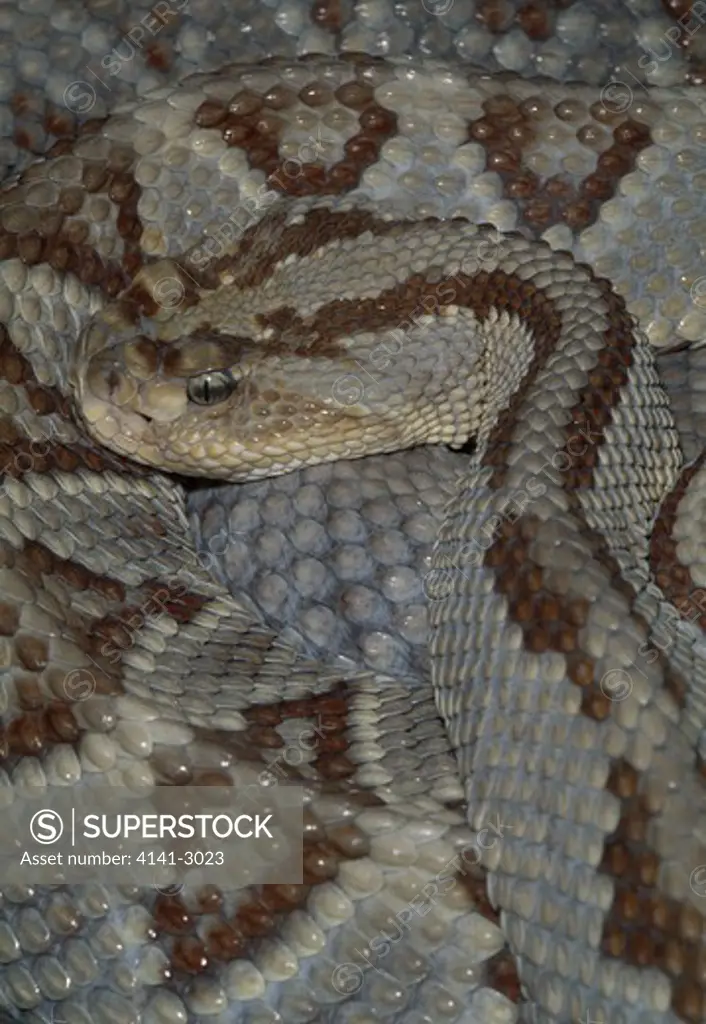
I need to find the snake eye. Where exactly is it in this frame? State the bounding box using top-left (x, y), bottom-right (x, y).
top-left (186, 371), bottom-right (235, 406)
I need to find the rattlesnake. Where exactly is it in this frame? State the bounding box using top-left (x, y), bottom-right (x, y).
top-left (0, 24), bottom-right (705, 1024)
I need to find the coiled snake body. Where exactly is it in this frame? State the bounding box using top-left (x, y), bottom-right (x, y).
top-left (0, 53), bottom-right (705, 1024)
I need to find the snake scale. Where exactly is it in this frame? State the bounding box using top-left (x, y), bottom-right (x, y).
top-left (1, 1), bottom-right (706, 1023)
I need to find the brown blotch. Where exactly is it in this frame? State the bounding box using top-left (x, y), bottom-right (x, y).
top-left (36, 210), bottom-right (65, 239)
top-left (456, 863), bottom-right (500, 922)
top-left (266, 98), bottom-right (397, 197)
top-left (237, 901), bottom-right (275, 937)
top-left (26, 382), bottom-right (58, 415)
top-left (108, 172), bottom-right (138, 205)
top-left (673, 980), bottom-right (705, 1024)
top-left (663, 664), bottom-right (688, 708)
top-left (145, 41), bottom-right (172, 72)
top-left (17, 233), bottom-right (46, 264)
top-left (298, 82), bottom-right (334, 108)
top-left (228, 90), bottom-right (264, 118)
top-left (260, 882), bottom-right (310, 910)
top-left (57, 188), bottom-right (85, 216)
top-left (209, 72), bottom-right (396, 198)
top-left (171, 936), bottom-right (209, 974)
top-left (687, 64), bottom-right (706, 86)
top-left (153, 893), bottom-right (194, 934)
top-left (475, 0), bottom-right (514, 32)
top-left (314, 751), bottom-right (356, 778)
top-left (105, 145), bottom-right (135, 174)
top-left (243, 704), bottom-right (283, 727)
top-left (15, 676), bottom-right (44, 710)
top-left (0, 233), bottom-right (18, 260)
top-left (589, 99), bottom-right (627, 126)
top-left (262, 85), bottom-right (299, 110)
top-left (563, 200), bottom-right (595, 230)
top-left (0, 602), bottom-right (20, 636)
top-left (205, 921), bottom-right (246, 961)
top-left (485, 516), bottom-right (617, 719)
top-left (45, 702), bottom-right (81, 743)
top-left (137, 579), bottom-right (209, 625)
top-left (44, 139), bottom-right (77, 160)
top-left (468, 92), bottom-right (652, 235)
top-left (311, 0), bottom-right (345, 31)
top-left (81, 162), bottom-right (110, 192)
top-left (344, 132), bottom-right (383, 163)
top-left (600, 758), bottom-right (706, 1019)
top-left (233, 687), bottom-right (358, 783)
top-left (89, 615), bottom-right (134, 655)
top-left (167, 878), bottom-right (318, 974)
top-left (77, 118), bottom-right (105, 139)
top-left (245, 724), bottom-right (285, 749)
top-left (7, 710), bottom-right (47, 755)
top-left (515, 2), bottom-right (554, 39)
top-left (195, 687), bottom-right (353, 782)
top-left (0, 145), bottom-right (132, 293)
top-left (7, 542), bottom-right (205, 710)
top-left (87, 578), bottom-right (209, 660)
top-left (359, 103), bottom-right (397, 135)
top-left (303, 840), bottom-right (341, 883)
top-left (650, 454), bottom-right (706, 631)
top-left (194, 100), bottom-right (229, 129)
top-left (191, 769), bottom-right (233, 787)
top-left (62, 218), bottom-right (90, 246)
top-left (486, 948), bottom-right (523, 1003)
top-left (578, 117), bottom-right (651, 208)
top-left (15, 634), bottom-right (49, 671)
top-left (11, 93), bottom-right (40, 118)
top-left (505, 171), bottom-right (541, 199)
top-left (17, 539), bottom-right (56, 580)
top-left (327, 823), bottom-right (370, 858)
top-left (662, 0), bottom-right (694, 21)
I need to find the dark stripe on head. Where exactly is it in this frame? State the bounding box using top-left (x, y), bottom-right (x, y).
top-left (255, 268), bottom-right (562, 363)
top-left (183, 207), bottom-right (419, 291)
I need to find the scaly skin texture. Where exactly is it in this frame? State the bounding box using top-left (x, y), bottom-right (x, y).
top-left (0, 42), bottom-right (706, 1024)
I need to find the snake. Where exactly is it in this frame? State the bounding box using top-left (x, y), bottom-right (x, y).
top-left (0, 14), bottom-right (706, 1024)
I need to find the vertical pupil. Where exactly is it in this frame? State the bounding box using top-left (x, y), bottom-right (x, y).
top-left (190, 372), bottom-right (230, 404)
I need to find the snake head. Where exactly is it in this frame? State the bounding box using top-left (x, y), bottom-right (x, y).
top-left (71, 253), bottom-right (482, 481)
